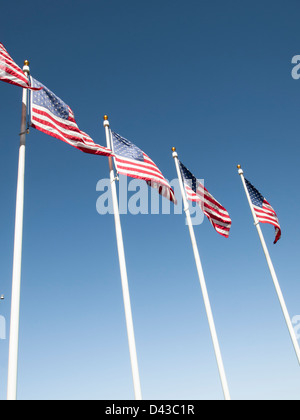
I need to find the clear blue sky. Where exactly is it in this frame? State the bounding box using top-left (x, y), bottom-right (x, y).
top-left (0, 0), bottom-right (300, 400)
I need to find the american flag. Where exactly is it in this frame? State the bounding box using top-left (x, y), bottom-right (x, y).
top-left (245, 178), bottom-right (281, 244)
top-left (111, 131), bottom-right (176, 203)
top-left (30, 77), bottom-right (112, 156)
top-left (0, 42), bottom-right (40, 90)
top-left (0, 42), bottom-right (30, 88)
top-left (179, 161), bottom-right (231, 238)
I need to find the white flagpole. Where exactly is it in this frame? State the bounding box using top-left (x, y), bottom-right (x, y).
top-left (7, 61), bottom-right (30, 400)
top-left (237, 165), bottom-right (300, 365)
top-left (172, 148), bottom-right (231, 401)
top-left (103, 116), bottom-right (142, 400)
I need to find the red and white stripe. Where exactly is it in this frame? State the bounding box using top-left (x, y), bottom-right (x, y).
top-left (31, 100), bottom-right (112, 157)
top-left (184, 182), bottom-right (231, 238)
top-left (114, 152), bottom-right (176, 203)
top-left (253, 199), bottom-right (281, 244)
top-left (0, 42), bottom-right (30, 88)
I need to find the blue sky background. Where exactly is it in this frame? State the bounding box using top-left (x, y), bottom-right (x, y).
top-left (0, 0), bottom-right (300, 400)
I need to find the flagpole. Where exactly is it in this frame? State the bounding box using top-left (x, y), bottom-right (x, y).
top-left (103, 116), bottom-right (142, 400)
top-left (172, 148), bottom-right (231, 401)
top-left (237, 165), bottom-right (300, 365)
top-left (7, 61), bottom-right (30, 400)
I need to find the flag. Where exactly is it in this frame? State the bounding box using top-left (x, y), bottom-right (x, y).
top-left (0, 43), bottom-right (40, 90)
top-left (245, 178), bottom-right (281, 244)
top-left (30, 77), bottom-right (112, 156)
top-left (0, 42), bottom-right (30, 88)
top-left (111, 131), bottom-right (176, 203)
top-left (179, 161), bottom-right (231, 238)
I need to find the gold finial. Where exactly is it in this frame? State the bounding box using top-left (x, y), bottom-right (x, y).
top-left (172, 147), bottom-right (176, 152)
top-left (237, 164), bottom-right (241, 169)
top-left (24, 60), bottom-right (30, 66)
top-left (103, 115), bottom-right (108, 121)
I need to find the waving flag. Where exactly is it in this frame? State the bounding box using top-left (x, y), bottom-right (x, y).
top-left (245, 178), bottom-right (281, 244)
top-left (111, 131), bottom-right (176, 203)
top-left (0, 42), bottom-right (30, 88)
top-left (30, 77), bottom-right (112, 156)
top-left (179, 161), bottom-right (231, 238)
top-left (0, 43), bottom-right (40, 90)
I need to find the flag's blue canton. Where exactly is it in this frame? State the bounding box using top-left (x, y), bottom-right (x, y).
top-left (245, 179), bottom-right (264, 208)
top-left (111, 132), bottom-right (144, 162)
top-left (179, 161), bottom-right (198, 192)
top-left (31, 78), bottom-right (69, 120)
